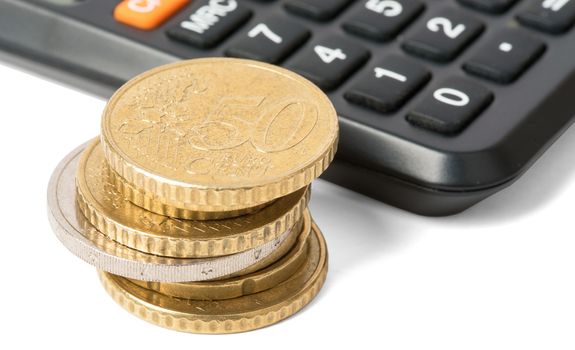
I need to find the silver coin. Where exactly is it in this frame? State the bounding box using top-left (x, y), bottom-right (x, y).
top-left (47, 142), bottom-right (296, 282)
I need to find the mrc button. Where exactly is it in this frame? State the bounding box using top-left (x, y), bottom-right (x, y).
top-left (114, 0), bottom-right (189, 30)
top-left (167, 0), bottom-right (253, 48)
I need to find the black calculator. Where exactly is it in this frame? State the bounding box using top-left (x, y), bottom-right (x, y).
top-left (1, 0), bottom-right (574, 216)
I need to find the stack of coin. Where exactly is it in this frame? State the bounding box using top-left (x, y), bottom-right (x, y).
top-left (47, 58), bottom-right (339, 334)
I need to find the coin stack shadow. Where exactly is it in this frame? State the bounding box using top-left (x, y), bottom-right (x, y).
top-left (47, 58), bottom-right (339, 334)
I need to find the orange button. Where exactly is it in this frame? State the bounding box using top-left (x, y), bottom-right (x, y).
top-left (114, 0), bottom-right (189, 30)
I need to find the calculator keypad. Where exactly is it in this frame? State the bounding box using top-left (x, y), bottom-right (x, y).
top-left (106, 0), bottom-right (572, 138)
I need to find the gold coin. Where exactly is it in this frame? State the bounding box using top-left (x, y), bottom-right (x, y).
top-left (213, 211), bottom-right (306, 280)
top-left (127, 215), bottom-right (311, 300)
top-left (98, 221), bottom-right (328, 334)
top-left (109, 169), bottom-right (270, 220)
top-left (76, 203), bottom-right (303, 282)
top-left (76, 139), bottom-right (310, 258)
top-left (101, 58), bottom-right (338, 214)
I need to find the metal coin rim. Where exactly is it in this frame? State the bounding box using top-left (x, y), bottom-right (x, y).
top-left (127, 215), bottom-right (311, 300)
top-left (76, 139), bottom-right (309, 258)
top-left (47, 141), bottom-right (301, 282)
top-left (98, 221), bottom-right (328, 334)
top-left (109, 167), bottom-right (272, 220)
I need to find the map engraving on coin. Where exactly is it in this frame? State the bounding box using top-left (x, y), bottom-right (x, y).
top-left (102, 59), bottom-right (338, 192)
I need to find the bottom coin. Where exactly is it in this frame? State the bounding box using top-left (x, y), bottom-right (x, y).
top-left (98, 222), bottom-right (328, 334)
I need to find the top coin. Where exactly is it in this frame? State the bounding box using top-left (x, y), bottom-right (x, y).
top-left (101, 58), bottom-right (338, 209)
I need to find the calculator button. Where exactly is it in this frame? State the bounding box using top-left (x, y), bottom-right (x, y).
top-left (166, 0), bottom-right (252, 48)
top-left (457, 0), bottom-right (519, 14)
top-left (225, 17), bottom-right (310, 63)
top-left (407, 77), bottom-right (494, 134)
top-left (344, 56), bottom-right (431, 113)
top-left (402, 8), bottom-right (484, 62)
top-left (114, 0), bottom-right (189, 30)
top-left (284, 0), bottom-right (353, 21)
top-left (463, 29), bottom-right (546, 84)
top-left (342, 0), bottom-right (425, 42)
top-left (288, 36), bottom-right (370, 91)
top-left (517, 0), bottom-right (575, 34)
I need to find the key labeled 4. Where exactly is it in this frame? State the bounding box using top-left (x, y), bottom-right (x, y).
top-left (114, 0), bottom-right (189, 30)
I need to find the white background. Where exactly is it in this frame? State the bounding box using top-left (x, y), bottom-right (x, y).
top-left (1, 61), bottom-right (574, 349)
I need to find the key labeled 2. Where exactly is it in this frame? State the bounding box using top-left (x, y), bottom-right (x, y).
top-left (402, 8), bottom-right (484, 62)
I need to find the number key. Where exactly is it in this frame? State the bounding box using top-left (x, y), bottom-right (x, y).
top-left (342, 0), bottom-right (425, 42)
top-left (345, 55), bottom-right (431, 113)
top-left (407, 77), bottom-right (494, 134)
top-left (402, 8), bottom-right (484, 62)
top-left (226, 17), bottom-right (311, 63)
top-left (287, 36), bottom-right (370, 91)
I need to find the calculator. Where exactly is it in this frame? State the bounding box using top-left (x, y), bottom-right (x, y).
top-left (1, 0), bottom-right (574, 216)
